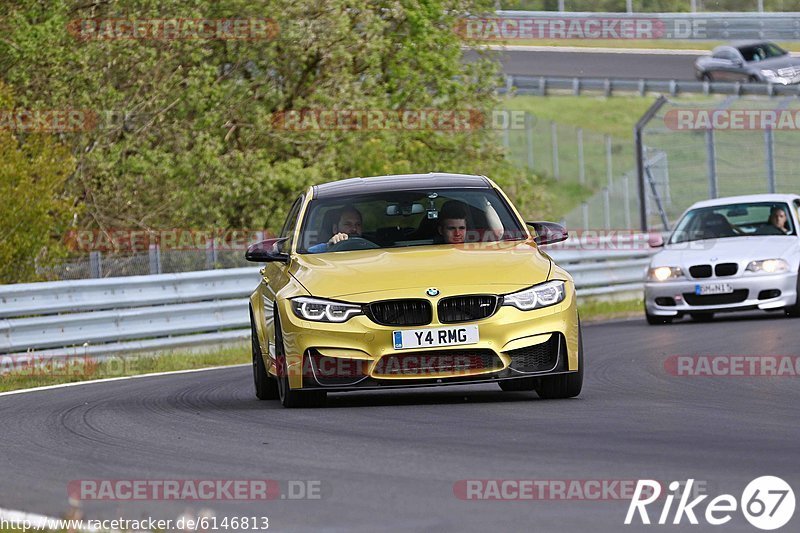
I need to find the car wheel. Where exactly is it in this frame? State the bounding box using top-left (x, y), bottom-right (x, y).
top-left (251, 306), bottom-right (279, 400)
top-left (274, 310), bottom-right (327, 408)
top-left (690, 312), bottom-right (714, 322)
top-left (747, 75), bottom-right (760, 83)
top-left (701, 72), bottom-right (713, 82)
top-left (535, 320), bottom-right (583, 400)
top-left (784, 274), bottom-right (800, 317)
top-left (498, 377), bottom-right (537, 392)
top-left (645, 309), bottom-right (673, 325)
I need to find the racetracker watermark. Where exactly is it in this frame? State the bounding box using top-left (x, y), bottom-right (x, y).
top-left (64, 228), bottom-right (271, 253)
top-left (67, 18), bottom-right (279, 41)
top-left (0, 109), bottom-right (98, 133)
top-left (453, 480), bottom-right (710, 501)
top-left (664, 109), bottom-right (800, 131)
top-left (0, 354), bottom-right (159, 379)
top-left (0, 355), bottom-right (98, 378)
top-left (664, 355), bottom-right (800, 377)
top-left (68, 480), bottom-right (324, 500)
top-left (270, 109), bottom-right (532, 131)
top-left (454, 17), bottom-right (706, 40)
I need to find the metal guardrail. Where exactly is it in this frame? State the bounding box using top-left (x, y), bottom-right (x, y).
top-left (505, 75), bottom-right (800, 97)
top-left (1, 246), bottom-right (654, 357)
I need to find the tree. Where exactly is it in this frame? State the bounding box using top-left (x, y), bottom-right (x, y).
top-left (0, 83), bottom-right (77, 283)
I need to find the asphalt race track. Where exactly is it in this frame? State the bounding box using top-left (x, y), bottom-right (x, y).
top-left (1, 312), bottom-right (798, 532)
top-left (466, 48), bottom-right (702, 80)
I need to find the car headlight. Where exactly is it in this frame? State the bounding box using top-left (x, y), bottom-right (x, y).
top-left (760, 69), bottom-right (778, 79)
top-left (647, 266), bottom-right (683, 281)
top-left (745, 259), bottom-right (789, 274)
top-left (502, 280), bottom-right (566, 311)
top-left (291, 296), bottom-right (363, 322)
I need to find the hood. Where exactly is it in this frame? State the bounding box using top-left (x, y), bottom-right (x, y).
top-left (289, 241), bottom-right (552, 301)
top-left (749, 55), bottom-right (800, 70)
top-left (653, 235), bottom-right (798, 269)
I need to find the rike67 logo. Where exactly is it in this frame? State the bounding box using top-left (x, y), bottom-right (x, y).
top-left (625, 477), bottom-right (795, 530)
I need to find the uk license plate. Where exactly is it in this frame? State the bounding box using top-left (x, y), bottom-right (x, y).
top-left (695, 283), bottom-right (733, 295)
top-left (393, 325), bottom-right (479, 350)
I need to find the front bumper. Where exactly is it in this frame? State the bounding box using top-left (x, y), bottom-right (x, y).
top-left (644, 272), bottom-right (797, 316)
top-left (275, 285), bottom-right (580, 390)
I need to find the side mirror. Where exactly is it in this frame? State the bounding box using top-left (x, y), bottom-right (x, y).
top-left (648, 233), bottom-right (665, 248)
top-left (526, 221), bottom-right (568, 246)
top-left (245, 237), bottom-right (289, 263)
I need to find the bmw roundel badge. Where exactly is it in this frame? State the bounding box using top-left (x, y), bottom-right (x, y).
top-left (426, 288), bottom-right (439, 297)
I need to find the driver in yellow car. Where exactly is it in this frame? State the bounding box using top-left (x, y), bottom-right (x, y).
top-left (308, 205), bottom-right (363, 253)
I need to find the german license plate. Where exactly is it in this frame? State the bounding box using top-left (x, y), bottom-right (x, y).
top-left (393, 325), bottom-right (479, 350)
top-left (695, 283), bottom-right (733, 295)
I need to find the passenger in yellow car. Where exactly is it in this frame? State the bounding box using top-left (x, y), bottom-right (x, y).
top-left (437, 202), bottom-right (469, 244)
top-left (308, 206), bottom-right (363, 253)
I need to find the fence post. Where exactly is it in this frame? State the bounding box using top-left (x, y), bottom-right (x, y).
top-left (89, 251), bottom-right (102, 279)
top-left (626, 0), bottom-right (633, 12)
top-left (705, 128), bottom-right (718, 198)
top-left (577, 128), bottom-right (585, 184)
top-left (581, 202), bottom-right (589, 231)
top-left (603, 188), bottom-right (611, 229)
top-left (765, 126), bottom-right (776, 193)
top-left (525, 113), bottom-right (535, 170)
top-left (605, 134), bottom-right (613, 190)
top-left (623, 175), bottom-right (632, 229)
top-left (149, 244), bottom-right (162, 275)
top-left (551, 121), bottom-right (560, 180)
top-left (205, 236), bottom-right (218, 270)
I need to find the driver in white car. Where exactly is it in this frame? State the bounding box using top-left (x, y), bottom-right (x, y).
top-left (308, 206), bottom-right (363, 253)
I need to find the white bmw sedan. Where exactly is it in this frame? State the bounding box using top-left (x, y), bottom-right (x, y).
top-left (645, 194), bottom-right (800, 324)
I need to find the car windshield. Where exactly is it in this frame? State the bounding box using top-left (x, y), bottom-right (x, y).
top-left (739, 43), bottom-right (787, 62)
top-left (297, 188), bottom-right (527, 253)
top-left (669, 201), bottom-right (795, 244)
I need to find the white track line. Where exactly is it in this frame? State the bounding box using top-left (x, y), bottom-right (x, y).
top-left (0, 364), bottom-right (249, 398)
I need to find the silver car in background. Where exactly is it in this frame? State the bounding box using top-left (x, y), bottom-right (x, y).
top-left (645, 194), bottom-right (800, 324)
top-left (694, 41), bottom-right (800, 84)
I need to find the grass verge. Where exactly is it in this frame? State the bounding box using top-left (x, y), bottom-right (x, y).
top-left (0, 344), bottom-right (249, 393)
top-left (578, 297), bottom-right (644, 322)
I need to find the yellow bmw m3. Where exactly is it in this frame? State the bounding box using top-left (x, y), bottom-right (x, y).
top-left (246, 173), bottom-right (582, 407)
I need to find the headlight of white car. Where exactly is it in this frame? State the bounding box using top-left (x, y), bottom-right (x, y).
top-left (502, 280), bottom-right (566, 311)
top-left (760, 69), bottom-right (778, 79)
top-left (647, 266), bottom-right (684, 281)
top-left (745, 259), bottom-right (789, 274)
top-left (291, 296), bottom-right (363, 322)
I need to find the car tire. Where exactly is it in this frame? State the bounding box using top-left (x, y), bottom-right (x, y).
top-left (498, 377), bottom-right (537, 392)
top-left (535, 321), bottom-right (583, 400)
top-left (251, 307), bottom-right (279, 400)
top-left (701, 72), bottom-right (713, 82)
top-left (645, 309), bottom-right (673, 325)
top-left (274, 309), bottom-right (327, 408)
top-left (784, 274), bottom-right (800, 317)
top-left (690, 312), bottom-right (714, 322)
